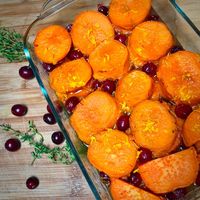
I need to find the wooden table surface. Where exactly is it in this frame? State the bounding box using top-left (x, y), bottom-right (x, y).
top-left (0, 1), bottom-right (199, 200)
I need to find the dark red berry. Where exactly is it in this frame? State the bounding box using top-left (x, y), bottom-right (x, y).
top-left (142, 62), bottom-right (157, 76)
top-left (116, 115), bottom-right (130, 131)
top-left (47, 102), bottom-right (62, 114)
top-left (5, 138), bottom-right (21, 152)
top-left (138, 148), bottom-right (153, 164)
top-left (170, 46), bottom-right (183, 54)
top-left (99, 171), bottom-right (110, 184)
top-left (67, 49), bottom-right (83, 60)
top-left (19, 66), bottom-right (34, 80)
top-left (51, 131), bottom-right (65, 145)
top-left (66, 24), bottom-right (72, 32)
top-left (43, 113), bottom-right (56, 125)
top-left (166, 188), bottom-right (186, 200)
top-left (115, 34), bottom-right (127, 45)
top-left (101, 80), bottom-right (116, 94)
top-left (195, 171), bottom-right (200, 186)
top-left (128, 172), bottom-right (142, 187)
top-left (91, 79), bottom-right (102, 90)
top-left (11, 104), bottom-right (28, 116)
top-left (65, 96), bottom-right (80, 114)
top-left (98, 5), bottom-right (109, 16)
top-left (42, 63), bottom-right (56, 72)
top-left (174, 104), bottom-right (192, 119)
top-left (26, 176), bottom-right (39, 189)
top-left (148, 15), bottom-right (159, 21)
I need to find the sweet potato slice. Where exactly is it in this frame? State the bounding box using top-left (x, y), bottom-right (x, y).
top-left (130, 100), bottom-right (177, 155)
top-left (49, 58), bottom-right (92, 93)
top-left (110, 178), bottom-right (161, 200)
top-left (139, 148), bottom-right (199, 194)
top-left (70, 91), bottom-right (119, 144)
top-left (183, 108), bottom-right (200, 147)
top-left (71, 11), bottom-right (114, 55)
top-left (89, 39), bottom-right (129, 81)
top-left (109, 0), bottom-right (151, 30)
top-left (115, 70), bottom-right (153, 110)
top-left (34, 25), bottom-right (71, 64)
top-left (157, 51), bottom-right (200, 105)
top-left (129, 21), bottom-right (173, 61)
top-left (87, 129), bottom-right (137, 177)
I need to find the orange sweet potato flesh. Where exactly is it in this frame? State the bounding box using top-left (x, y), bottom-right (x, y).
top-left (109, 0), bottom-right (152, 30)
top-left (115, 70), bottom-right (153, 110)
top-left (34, 25), bottom-right (71, 64)
top-left (130, 100), bottom-right (177, 155)
top-left (129, 21), bottom-right (173, 61)
top-left (183, 108), bottom-right (200, 147)
top-left (110, 179), bottom-right (161, 200)
top-left (89, 39), bottom-right (129, 81)
top-left (157, 51), bottom-right (200, 105)
top-left (139, 147), bottom-right (199, 194)
top-left (70, 91), bottom-right (119, 144)
top-left (49, 58), bottom-right (92, 93)
top-left (87, 129), bottom-right (137, 178)
top-left (71, 11), bottom-right (114, 55)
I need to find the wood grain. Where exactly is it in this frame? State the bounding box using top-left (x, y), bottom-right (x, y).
top-left (0, 0), bottom-right (199, 200)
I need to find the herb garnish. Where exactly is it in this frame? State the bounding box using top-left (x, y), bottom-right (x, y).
top-left (0, 121), bottom-right (75, 165)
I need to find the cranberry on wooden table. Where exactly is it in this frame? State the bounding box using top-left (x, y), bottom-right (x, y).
top-left (26, 176), bottom-right (39, 189)
top-left (19, 66), bottom-right (34, 80)
top-left (51, 131), bottom-right (65, 145)
top-left (4, 138), bottom-right (21, 152)
top-left (11, 104), bottom-right (28, 116)
top-left (43, 113), bottom-right (56, 125)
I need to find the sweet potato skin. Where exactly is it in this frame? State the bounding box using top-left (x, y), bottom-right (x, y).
top-left (139, 148), bottom-right (199, 194)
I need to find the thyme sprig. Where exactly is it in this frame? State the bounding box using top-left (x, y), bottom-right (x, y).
top-left (0, 27), bottom-right (26, 62)
top-left (0, 121), bottom-right (74, 165)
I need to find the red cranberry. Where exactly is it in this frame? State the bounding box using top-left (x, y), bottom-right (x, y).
top-left (148, 15), bottom-right (159, 21)
top-left (116, 115), bottom-right (130, 131)
top-left (65, 96), bottom-right (80, 114)
top-left (114, 34), bottom-right (127, 45)
top-left (138, 148), bottom-right (153, 164)
top-left (166, 188), bottom-right (186, 200)
top-left (43, 113), bottom-right (56, 125)
top-left (67, 49), bottom-right (83, 60)
top-left (174, 104), bottom-right (192, 119)
top-left (98, 5), bottom-right (109, 16)
top-left (42, 63), bottom-right (56, 72)
top-left (170, 46), bottom-right (183, 54)
top-left (47, 102), bottom-right (62, 114)
top-left (26, 176), bottom-right (39, 189)
top-left (142, 62), bottom-right (157, 76)
top-left (128, 172), bottom-right (142, 187)
top-left (51, 131), bottom-right (65, 145)
top-left (5, 138), bottom-right (21, 152)
top-left (99, 171), bottom-right (110, 184)
top-left (11, 104), bottom-right (27, 116)
top-left (66, 24), bottom-right (72, 32)
top-left (101, 80), bottom-right (116, 94)
top-left (195, 171), bottom-right (200, 186)
top-left (91, 79), bottom-right (102, 90)
top-left (19, 66), bottom-right (34, 80)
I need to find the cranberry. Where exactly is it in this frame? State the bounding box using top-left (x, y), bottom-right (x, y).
top-left (26, 176), bottom-right (39, 189)
top-left (170, 46), bottom-right (183, 54)
top-left (115, 34), bottom-right (127, 45)
top-left (19, 66), bottom-right (34, 80)
top-left (67, 49), bottom-right (83, 60)
top-left (66, 24), bottom-right (72, 32)
top-left (98, 5), bottom-right (109, 16)
top-left (174, 104), bottom-right (192, 119)
top-left (101, 80), bottom-right (116, 94)
top-left (51, 131), bottom-right (65, 145)
top-left (138, 148), bottom-right (153, 164)
top-left (148, 15), bottom-right (159, 21)
top-left (195, 171), bottom-right (200, 186)
top-left (166, 188), bottom-right (186, 200)
top-left (116, 115), bottom-right (130, 131)
top-left (47, 102), bottom-right (62, 114)
top-left (42, 63), bottom-right (56, 72)
top-left (43, 113), bottom-right (56, 125)
top-left (91, 79), bottom-right (102, 90)
top-left (142, 62), bottom-right (157, 76)
top-left (11, 104), bottom-right (27, 116)
top-left (5, 138), bottom-right (21, 152)
top-left (99, 171), bottom-right (110, 184)
top-left (128, 172), bottom-right (142, 187)
top-left (65, 96), bottom-right (80, 114)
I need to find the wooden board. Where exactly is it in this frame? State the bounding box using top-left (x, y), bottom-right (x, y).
top-left (0, 0), bottom-right (199, 200)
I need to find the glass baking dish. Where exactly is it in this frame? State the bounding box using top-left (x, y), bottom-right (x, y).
top-left (23, 0), bottom-right (200, 199)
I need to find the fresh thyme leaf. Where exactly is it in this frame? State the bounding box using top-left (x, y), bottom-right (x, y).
top-left (0, 121), bottom-right (75, 165)
top-left (0, 27), bottom-right (26, 62)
